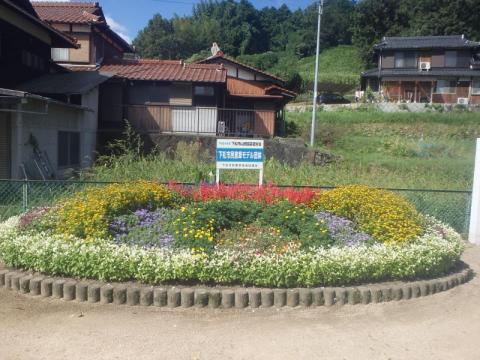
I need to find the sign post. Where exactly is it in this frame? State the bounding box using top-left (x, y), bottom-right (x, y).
top-left (469, 138), bottom-right (480, 245)
top-left (216, 139), bottom-right (264, 186)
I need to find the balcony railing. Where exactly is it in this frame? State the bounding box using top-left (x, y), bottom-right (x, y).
top-left (100, 105), bottom-right (276, 138)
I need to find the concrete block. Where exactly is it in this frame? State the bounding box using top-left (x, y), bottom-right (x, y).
top-left (153, 287), bottom-right (167, 307)
top-left (419, 282), bottom-right (430, 297)
top-left (100, 285), bottom-right (114, 304)
top-left (208, 290), bottom-right (221, 308)
top-left (392, 286), bottom-right (403, 301)
top-left (76, 282), bottom-right (89, 302)
top-left (370, 287), bottom-right (383, 303)
top-left (40, 278), bottom-right (53, 297)
top-left (410, 283), bottom-right (421, 298)
top-left (299, 289), bottom-right (312, 307)
top-left (221, 290), bottom-right (234, 308)
top-left (12, 273), bottom-right (22, 291)
top-left (381, 287), bottom-right (393, 302)
top-left (181, 288), bottom-right (194, 308)
top-left (286, 289), bottom-right (299, 307)
top-left (52, 280), bottom-right (66, 299)
top-left (63, 281), bottom-right (77, 301)
top-left (29, 277), bottom-right (43, 296)
top-left (260, 289), bottom-right (274, 308)
top-left (273, 289), bottom-right (286, 307)
top-left (88, 283), bottom-right (101, 303)
top-left (235, 289), bottom-right (248, 309)
top-left (194, 289), bottom-right (208, 308)
top-left (324, 288), bottom-right (335, 306)
top-left (4, 272), bottom-right (16, 289)
top-left (335, 288), bottom-right (347, 305)
top-left (312, 288), bottom-right (324, 306)
top-left (346, 288), bottom-right (361, 305)
top-left (20, 275), bottom-right (32, 294)
top-left (248, 289), bottom-right (261, 308)
top-left (167, 287), bottom-right (181, 308)
top-left (113, 286), bottom-right (127, 305)
top-left (126, 287), bottom-right (140, 306)
top-left (0, 270), bottom-right (8, 287)
top-left (140, 287), bottom-right (153, 306)
top-left (401, 286), bottom-right (412, 300)
top-left (359, 287), bottom-right (371, 305)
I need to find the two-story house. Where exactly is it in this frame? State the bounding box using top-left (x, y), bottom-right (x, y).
top-left (32, 1), bottom-right (133, 70)
top-left (0, 0), bottom-right (109, 180)
top-left (361, 35), bottom-right (480, 104)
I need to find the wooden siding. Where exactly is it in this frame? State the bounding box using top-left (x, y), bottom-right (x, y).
top-left (69, 33), bottom-right (90, 63)
top-left (170, 83), bottom-right (192, 106)
top-left (126, 105), bottom-right (172, 132)
top-left (381, 51), bottom-right (395, 68)
top-left (0, 113), bottom-right (11, 179)
top-left (431, 50), bottom-right (444, 67)
top-left (254, 103), bottom-right (275, 137)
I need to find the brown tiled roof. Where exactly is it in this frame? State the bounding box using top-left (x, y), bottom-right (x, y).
top-left (1, 0), bottom-right (78, 48)
top-left (198, 53), bottom-right (286, 84)
top-left (99, 59), bottom-right (227, 83)
top-left (32, 2), bottom-right (103, 24)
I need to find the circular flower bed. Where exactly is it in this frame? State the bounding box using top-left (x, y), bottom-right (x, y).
top-left (0, 183), bottom-right (465, 288)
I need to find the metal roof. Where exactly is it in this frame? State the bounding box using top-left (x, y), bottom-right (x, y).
top-left (374, 35), bottom-right (480, 50)
top-left (17, 71), bottom-right (113, 95)
top-left (100, 59), bottom-right (227, 83)
top-left (362, 67), bottom-right (480, 78)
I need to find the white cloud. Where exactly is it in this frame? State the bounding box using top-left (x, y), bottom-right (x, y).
top-left (105, 15), bottom-right (131, 43)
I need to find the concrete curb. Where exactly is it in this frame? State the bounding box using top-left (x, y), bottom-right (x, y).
top-left (1, 267), bottom-right (474, 309)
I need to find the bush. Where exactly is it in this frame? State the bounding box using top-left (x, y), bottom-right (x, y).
top-left (55, 181), bottom-right (177, 240)
top-left (0, 215), bottom-right (464, 287)
top-left (310, 185), bottom-right (425, 243)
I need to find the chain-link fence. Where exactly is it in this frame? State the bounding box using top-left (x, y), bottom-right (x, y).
top-left (0, 180), bottom-right (472, 236)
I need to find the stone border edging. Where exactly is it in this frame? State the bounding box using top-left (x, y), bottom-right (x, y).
top-left (0, 267), bottom-right (474, 309)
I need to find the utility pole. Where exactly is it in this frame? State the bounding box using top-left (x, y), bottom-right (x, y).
top-left (310, 0), bottom-right (324, 147)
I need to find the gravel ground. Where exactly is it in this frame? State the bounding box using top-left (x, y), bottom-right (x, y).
top-left (1, 245), bottom-right (479, 360)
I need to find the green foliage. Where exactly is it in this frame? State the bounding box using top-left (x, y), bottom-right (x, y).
top-left (0, 216), bottom-right (464, 287)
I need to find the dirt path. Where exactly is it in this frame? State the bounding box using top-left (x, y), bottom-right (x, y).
top-left (1, 245), bottom-right (480, 360)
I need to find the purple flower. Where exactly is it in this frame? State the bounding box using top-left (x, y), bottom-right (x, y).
top-left (315, 212), bottom-right (371, 247)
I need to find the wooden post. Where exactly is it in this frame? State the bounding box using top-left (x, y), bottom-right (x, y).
top-left (430, 81), bottom-right (434, 104)
top-left (414, 81), bottom-right (418, 103)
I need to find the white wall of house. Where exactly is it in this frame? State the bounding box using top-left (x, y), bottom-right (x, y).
top-left (9, 89), bottom-right (99, 179)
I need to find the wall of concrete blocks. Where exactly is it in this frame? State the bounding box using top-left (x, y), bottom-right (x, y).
top-left (0, 268), bottom-right (473, 309)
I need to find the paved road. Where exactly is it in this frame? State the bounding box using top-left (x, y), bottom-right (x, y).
top-left (1, 245), bottom-right (480, 360)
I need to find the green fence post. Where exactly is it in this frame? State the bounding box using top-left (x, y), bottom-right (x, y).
top-left (22, 180), bottom-right (28, 213)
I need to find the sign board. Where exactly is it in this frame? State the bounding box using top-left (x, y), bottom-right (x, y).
top-left (216, 139), bottom-right (264, 185)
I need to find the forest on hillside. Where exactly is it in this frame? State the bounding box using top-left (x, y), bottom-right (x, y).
top-left (132, 0), bottom-right (480, 93)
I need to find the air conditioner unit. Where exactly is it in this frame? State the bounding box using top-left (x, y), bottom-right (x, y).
top-left (457, 97), bottom-right (469, 105)
top-left (419, 61), bottom-right (431, 70)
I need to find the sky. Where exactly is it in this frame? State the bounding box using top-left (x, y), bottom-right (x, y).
top-left (31, 0), bottom-right (315, 43)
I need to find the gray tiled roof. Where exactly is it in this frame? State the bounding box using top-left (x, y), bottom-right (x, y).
top-left (362, 67), bottom-right (480, 78)
top-left (17, 71), bottom-right (114, 95)
top-left (374, 35), bottom-right (480, 50)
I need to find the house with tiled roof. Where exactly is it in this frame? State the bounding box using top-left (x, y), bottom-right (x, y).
top-left (32, 1), bottom-right (133, 71)
top-left (95, 46), bottom-right (296, 139)
top-left (0, 0), bottom-right (111, 180)
top-left (361, 35), bottom-right (480, 104)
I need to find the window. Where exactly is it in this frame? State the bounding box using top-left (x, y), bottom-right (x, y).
top-left (434, 80), bottom-right (457, 94)
top-left (58, 131), bottom-right (80, 167)
top-left (194, 86), bottom-right (215, 96)
top-left (395, 52), bottom-right (416, 68)
top-left (445, 51), bottom-right (457, 67)
top-left (51, 48), bottom-right (69, 62)
top-left (473, 80), bottom-right (480, 95)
